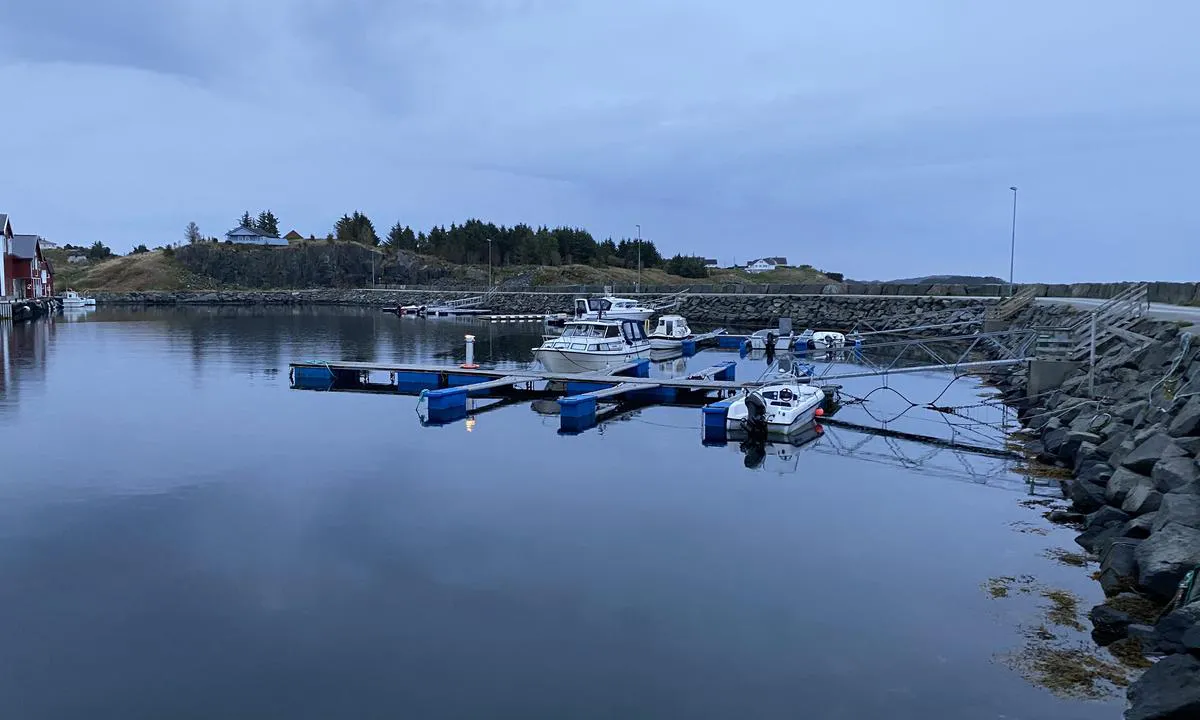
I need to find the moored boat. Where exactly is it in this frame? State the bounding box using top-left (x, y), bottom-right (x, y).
top-left (573, 296), bottom-right (655, 322)
top-left (748, 328), bottom-right (795, 351)
top-left (533, 319), bottom-right (651, 373)
top-left (60, 290), bottom-right (96, 308)
top-left (726, 359), bottom-right (824, 435)
top-left (647, 314), bottom-right (692, 350)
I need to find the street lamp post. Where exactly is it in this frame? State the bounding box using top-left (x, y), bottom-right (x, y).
top-left (635, 224), bottom-right (642, 293)
top-left (487, 238), bottom-right (493, 288)
top-left (1008, 186), bottom-right (1018, 297)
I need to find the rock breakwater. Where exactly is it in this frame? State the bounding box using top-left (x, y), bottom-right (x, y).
top-left (990, 315), bottom-right (1200, 718)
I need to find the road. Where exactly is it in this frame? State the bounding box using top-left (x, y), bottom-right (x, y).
top-left (1035, 296), bottom-right (1200, 328)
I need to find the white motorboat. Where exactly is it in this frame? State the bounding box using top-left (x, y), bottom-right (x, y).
top-left (794, 329), bottom-right (846, 350)
top-left (533, 319), bottom-right (651, 373)
top-left (747, 328), bottom-right (795, 351)
top-left (726, 360), bottom-right (825, 435)
top-left (647, 314), bottom-right (692, 349)
top-left (60, 290), bottom-right (96, 308)
top-left (573, 296), bottom-right (656, 322)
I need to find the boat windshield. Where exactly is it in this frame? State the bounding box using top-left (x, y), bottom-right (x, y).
top-left (563, 324), bottom-right (610, 338)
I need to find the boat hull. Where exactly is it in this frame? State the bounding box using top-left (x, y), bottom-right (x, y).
top-left (648, 337), bottom-right (688, 350)
top-left (748, 336), bottom-right (794, 351)
top-left (534, 347), bottom-right (650, 373)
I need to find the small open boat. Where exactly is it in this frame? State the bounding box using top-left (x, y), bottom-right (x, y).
top-left (726, 358), bottom-right (824, 435)
top-left (748, 328), bottom-right (794, 351)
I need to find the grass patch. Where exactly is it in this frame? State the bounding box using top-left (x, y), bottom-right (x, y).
top-left (1043, 548), bottom-right (1091, 568)
top-left (1041, 589), bottom-right (1085, 631)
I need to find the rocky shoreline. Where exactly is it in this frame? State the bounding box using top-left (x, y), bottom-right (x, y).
top-left (990, 312), bottom-right (1200, 719)
top-left (94, 289), bottom-right (1000, 328)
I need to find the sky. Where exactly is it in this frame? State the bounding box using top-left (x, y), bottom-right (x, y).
top-left (1, 0), bottom-right (1198, 282)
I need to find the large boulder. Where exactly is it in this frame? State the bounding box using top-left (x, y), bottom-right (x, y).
top-left (1168, 395), bottom-right (1200, 438)
top-left (1155, 602), bottom-right (1200, 654)
top-left (1108, 468), bottom-right (1156, 506)
top-left (1123, 433), bottom-right (1188, 475)
top-left (1078, 460), bottom-right (1115, 486)
top-left (1115, 399), bottom-right (1149, 423)
top-left (1068, 478), bottom-right (1108, 513)
top-left (1153, 457), bottom-right (1200, 492)
top-left (1124, 484), bottom-right (1165, 516)
top-left (1089, 602), bottom-right (1133, 645)
top-left (1099, 539), bottom-right (1143, 596)
top-left (1077, 523), bottom-right (1124, 555)
top-left (1125, 653), bottom-right (1200, 720)
top-left (1184, 622), bottom-right (1200, 652)
top-left (1073, 441), bottom-right (1101, 473)
top-left (1098, 429), bottom-right (1130, 458)
top-left (1042, 427), bottom-right (1070, 457)
top-left (1152, 494), bottom-right (1200, 533)
top-left (1123, 512), bottom-right (1159, 539)
top-left (1175, 436), bottom-right (1200, 456)
top-left (1059, 430), bottom-right (1101, 461)
top-left (1088, 505), bottom-right (1132, 530)
top-left (1136, 523), bottom-right (1200, 598)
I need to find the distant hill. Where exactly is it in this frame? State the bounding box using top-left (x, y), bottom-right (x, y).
top-left (851, 274), bottom-right (1006, 285)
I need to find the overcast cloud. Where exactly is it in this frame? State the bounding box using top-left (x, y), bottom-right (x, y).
top-left (1, 0), bottom-right (1197, 281)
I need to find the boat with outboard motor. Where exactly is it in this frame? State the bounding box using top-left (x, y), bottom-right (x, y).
top-left (60, 290), bottom-right (96, 308)
top-left (747, 328), bottom-right (795, 351)
top-left (647, 314), bottom-right (692, 349)
top-left (726, 357), bottom-right (824, 435)
top-left (573, 296), bottom-right (656, 322)
top-left (533, 318), bottom-right (651, 372)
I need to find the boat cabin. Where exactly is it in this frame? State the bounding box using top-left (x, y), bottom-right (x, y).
top-left (652, 314), bottom-right (691, 339)
top-left (574, 297), bottom-right (645, 317)
top-left (544, 320), bottom-right (647, 351)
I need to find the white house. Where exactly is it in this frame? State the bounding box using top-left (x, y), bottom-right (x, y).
top-left (746, 256), bottom-right (789, 273)
top-left (225, 225), bottom-right (287, 246)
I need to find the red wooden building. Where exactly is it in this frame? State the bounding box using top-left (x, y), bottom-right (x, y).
top-left (9, 235), bottom-right (54, 299)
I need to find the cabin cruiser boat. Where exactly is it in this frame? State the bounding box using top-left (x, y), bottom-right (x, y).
top-left (726, 358), bottom-right (824, 435)
top-left (60, 290), bottom-right (96, 308)
top-left (647, 314), bottom-right (692, 350)
top-left (533, 319), bottom-right (651, 373)
top-left (748, 328), bottom-right (795, 351)
top-left (573, 296), bottom-right (655, 322)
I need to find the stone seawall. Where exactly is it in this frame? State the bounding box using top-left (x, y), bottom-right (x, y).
top-left (990, 316), bottom-right (1200, 715)
top-left (94, 290), bottom-right (1001, 330)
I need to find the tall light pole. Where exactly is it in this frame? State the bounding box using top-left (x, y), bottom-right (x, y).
top-left (635, 224), bottom-right (642, 293)
top-left (1008, 186), bottom-right (1018, 296)
top-left (487, 237), bottom-right (493, 288)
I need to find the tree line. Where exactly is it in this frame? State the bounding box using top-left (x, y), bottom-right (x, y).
top-left (188, 211), bottom-right (714, 278)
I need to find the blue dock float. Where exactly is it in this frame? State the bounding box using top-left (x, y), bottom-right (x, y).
top-left (702, 400), bottom-right (732, 444)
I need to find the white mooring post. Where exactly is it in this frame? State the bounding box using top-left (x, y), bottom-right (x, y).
top-left (462, 334), bottom-right (479, 369)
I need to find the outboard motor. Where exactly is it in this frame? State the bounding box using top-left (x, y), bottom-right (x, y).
top-left (743, 392), bottom-right (768, 437)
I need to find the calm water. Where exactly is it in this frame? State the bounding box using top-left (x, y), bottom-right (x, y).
top-left (0, 308), bottom-right (1117, 719)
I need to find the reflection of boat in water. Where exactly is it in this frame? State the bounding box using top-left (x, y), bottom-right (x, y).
top-left (729, 423), bottom-right (824, 472)
top-left (60, 306), bottom-right (95, 322)
top-left (726, 358), bottom-right (823, 435)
